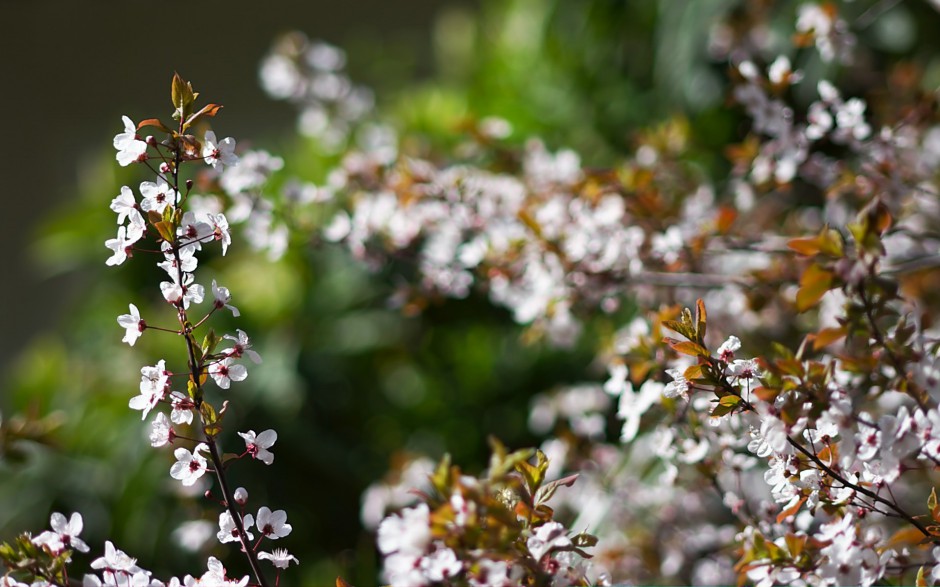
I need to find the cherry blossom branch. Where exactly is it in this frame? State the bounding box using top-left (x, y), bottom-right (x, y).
top-left (785, 436), bottom-right (931, 537)
top-left (205, 439), bottom-right (269, 585)
top-left (167, 133), bottom-right (271, 587)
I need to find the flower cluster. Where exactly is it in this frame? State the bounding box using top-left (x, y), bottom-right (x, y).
top-left (376, 444), bottom-right (596, 587)
top-left (320, 131), bottom-right (713, 347)
top-left (1, 512), bottom-right (255, 587)
top-left (10, 2), bottom-right (940, 586)
top-left (260, 32), bottom-right (374, 150)
top-left (1, 75), bottom-right (296, 587)
top-left (264, 2), bottom-right (940, 585)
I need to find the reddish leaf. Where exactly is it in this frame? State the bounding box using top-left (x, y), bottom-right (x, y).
top-left (715, 205), bottom-right (737, 234)
top-left (776, 496), bottom-right (806, 523)
top-left (873, 202), bottom-right (893, 234)
top-left (183, 103), bottom-right (224, 130)
top-left (788, 227), bottom-right (843, 257)
top-left (887, 526), bottom-right (930, 549)
top-left (795, 264), bottom-right (834, 312)
top-left (137, 118), bottom-right (171, 133)
top-left (787, 236), bottom-right (820, 256)
top-left (753, 386), bottom-right (779, 402)
top-left (811, 326), bottom-right (847, 350)
top-left (774, 358), bottom-right (804, 377)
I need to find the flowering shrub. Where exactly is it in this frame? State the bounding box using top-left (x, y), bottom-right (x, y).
top-left (263, 2), bottom-right (940, 585)
top-left (7, 0), bottom-right (940, 586)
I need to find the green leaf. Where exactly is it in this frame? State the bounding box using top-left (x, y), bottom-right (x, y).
top-left (847, 221), bottom-right (867, 247)
top-left (929, 488), bottom-right (940, 523)
top-left (0, 542), bottom-right (14, 559)
top-left (718, 395), bottom-right (741, 407)
top-left (710, 401), bottom-right (735, 417)
top-left (201, 401), bottom-right (222, 437)
top-left (571, 532), bottom-right (598, 548)
top-left (171, 72), bottom-right (199, 121)
top-left (187, 379), bottom-right (199, 400)
top-left (771, 342), bottom-right (795, 360)
top-left (818, 226), bottom-right (844, 257)
top-left (788, 226), bottom-right (844, 258)
top-left (662, 320), bottom-right (690, 340)
top-left (516, 449), bottom-right (549, 494)
top-left (487, 436), bottom-right (534, 480)
top-left (496, 448), bottom-right (535, 481)
top-left (516, 459), bottom-right (540, 495)
top-left (430, 453), bottom-right (453, 494)
top-left (684, 364), bottom-right (703, 381)
top-left (784, 533), bottom-right (806, 558)
top-left (200, 401), bottom-right (217, 425)
top-left (664, 337), bottom-right (709, 357)
top-left (534, 473), bottom-right (579, 506)
top-left (201, 329), bottom-right (219, 357)
top-left (153, 220), bottom-right (175, 244)
top-left (694, 298), bottom-right (707, 343)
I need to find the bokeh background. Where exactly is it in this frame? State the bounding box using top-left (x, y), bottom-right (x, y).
top-left (4, 0), bottom-right (939, 584)
top-left (0, 0), bottom-right (458, 372)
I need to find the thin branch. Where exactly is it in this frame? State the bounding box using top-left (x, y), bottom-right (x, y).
top-left (168, 139), bottom-right (270, 587)
top-left (629, 271), bottom-right (755, 289)
top-left (787, 436), bottom-right (932, 537)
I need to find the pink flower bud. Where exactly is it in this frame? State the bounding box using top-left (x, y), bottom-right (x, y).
top-left (234, 487), bottom-right (248, 505)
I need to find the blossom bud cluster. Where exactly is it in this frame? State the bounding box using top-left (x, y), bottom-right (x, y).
top-left (322, 131), bottom-right (718, 347)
